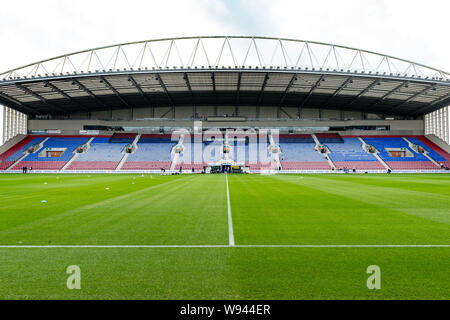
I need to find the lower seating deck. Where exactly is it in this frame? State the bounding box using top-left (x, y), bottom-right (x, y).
top-left (0, 134), bottom-right (449, 172)
top-left (362, 136), bottom-right (444, 170)
top-left (279, 135), bottom-right (330, 170)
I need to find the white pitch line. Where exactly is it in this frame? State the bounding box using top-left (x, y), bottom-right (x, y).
top-left (0, 245), bottom-right (448, 248)
top-left (226, 174), bottom-right (235, 246)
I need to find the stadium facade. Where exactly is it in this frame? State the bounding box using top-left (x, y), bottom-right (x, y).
top-left (0, 36), bottom-right (449, 173)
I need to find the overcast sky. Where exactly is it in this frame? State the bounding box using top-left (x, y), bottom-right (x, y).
top-left (0, 0), bottom-right (448, 73)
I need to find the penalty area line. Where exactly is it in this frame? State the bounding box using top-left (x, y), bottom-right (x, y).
top-left (0, 245), bottom-right (449, 249)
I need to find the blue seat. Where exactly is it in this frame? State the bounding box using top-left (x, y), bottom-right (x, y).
top-left (6, 137), bottom-right (45, 162)
top-left (362, 137), bottom-right (429, 162)
top-left (407, 137), bottom-right (446, 162)
top-left (22, 137), bottom-right (89, 162)
top-left (75, 138), bottom-right (125, 162)
top-left (327, 138), bottom-right (377, 162)
top-left (279, 143), bottom-right (327, 162)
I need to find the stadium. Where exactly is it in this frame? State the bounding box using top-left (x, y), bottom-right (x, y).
top-left (0, 36), bottom-right (449, 300)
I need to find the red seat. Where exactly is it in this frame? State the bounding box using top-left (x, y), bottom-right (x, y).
top-left (334, 161), bottom-right (385, 170)
top-left (386, 161), bottom-right (440, 170)
top-left (11, 161), bottom-right (67, 170)
top-left (121, 162), bottom-right (171, 170)
top-left (281, 162), bottom-right (332, 170)
top-left (67, 161), bottom-right (119, 170)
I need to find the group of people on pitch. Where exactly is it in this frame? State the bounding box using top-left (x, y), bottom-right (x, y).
top-left (21, 166), bottom-right (32, 174)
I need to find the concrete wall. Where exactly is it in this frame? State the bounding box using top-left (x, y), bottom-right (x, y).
top-left (426, 134), bottom-right (450, 152)
top-left (67, 106), bottom-right (393, 121)
top-left (28, 118), bottom-right (424, 135)
top-left (0, 134), bottom-right (26, 154)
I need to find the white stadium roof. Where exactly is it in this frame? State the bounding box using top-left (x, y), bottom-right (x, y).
top-left (0, 36), bottom-right (449, 117)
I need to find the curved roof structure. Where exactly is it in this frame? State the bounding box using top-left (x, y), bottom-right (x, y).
top-left (0, 36), bottom-right (449, 117)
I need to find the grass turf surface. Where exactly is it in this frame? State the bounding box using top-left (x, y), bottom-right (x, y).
top-left (0, 173), bottom-right (448, 299)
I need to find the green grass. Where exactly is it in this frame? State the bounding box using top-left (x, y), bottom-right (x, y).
top-left (0, 173), bottom-right (449, 299)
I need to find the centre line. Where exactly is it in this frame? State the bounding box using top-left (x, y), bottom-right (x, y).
top-left (226, 174), bottom-right (235, 246)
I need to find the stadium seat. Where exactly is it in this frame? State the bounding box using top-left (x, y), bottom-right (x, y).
top-left (362, 136), bottom-right (441, 170)
top-left (0, 136), bottom-right (45, 170)
top-left (327, 138), bottom-right (384, 170)
top-left (1, 134), bottom-right (449, 172)
top-left (11, 137), bottom-right (90, 171)
top-left (121, 134), bottom-right (176, 170)
top-left (65, 136), bottom-right (126, 170)
top-left (279, 135), bottom-right (331, 170)
top-left (316, 133), bottom-right (344, 144)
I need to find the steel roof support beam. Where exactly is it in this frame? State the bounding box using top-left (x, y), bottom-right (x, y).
top-left (279, 107), bottom-right (293, 119)
top-left (211, 72), bottom-right (218, 108)
top-left (44, 81), bottom-right (89, 112)
top-left (211, 72), bottom-right (216, 92)
top-left (128, 75), bottom-right (153, 107)
top-left (183, 73), bottom-right (195, 107)
top-left (297, 105), bottom-right (302, 119)
top-left (15, 83), bottom-right (68, 113)
top-left (323, 76), bottom-right (353, 107)
top-left (160, 107), bottom-right (173, 118)
top-left (0, 91), bottom-right (36, 114)
top-left (257, 73), bottom-right (270, 106)
top-left (299, 74), bottom-right (325, 108)
top-left (369, 81), bottom-right (409, 108)
top-left (346, 78), bottom-right (380, 107)
top-left (156, 73), bottom-right (174, 106)
top-left (71, 78), bottom-right (107, 108)
top-left (384, 85), bottom-right (435, 114)
top-left (236, 72), bottom-right (242, 106)
top-left (279, 73), bottom-right (297, 107)
top-left (100, 76), bottom-right (132, 109)
top-left (235, 72), bottom-right (242, 116)
top-left (256, 73), bottom-right (270, 118)
top-left (429, 93), bottom-right (450, 107)
top-left (379, 81), bottom-right (409, 101)
top-left (412, 93), bottom-right (450, 116)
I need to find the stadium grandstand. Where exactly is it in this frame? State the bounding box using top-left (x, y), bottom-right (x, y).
top-left (0, 36), bottom-right (449, 173)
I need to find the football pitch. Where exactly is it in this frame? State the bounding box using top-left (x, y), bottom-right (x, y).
top-left (0, 173), bottom-right (449, 300)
